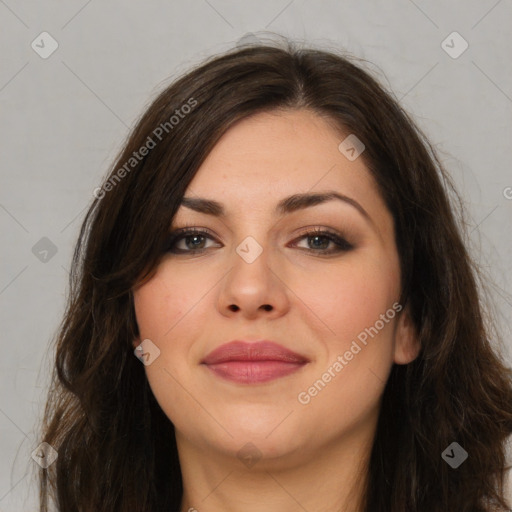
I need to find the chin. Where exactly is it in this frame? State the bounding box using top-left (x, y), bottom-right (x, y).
top-left (216, 416), bottom-right (310, 461)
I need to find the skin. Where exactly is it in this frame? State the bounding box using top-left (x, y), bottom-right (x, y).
top-left (132, 109), bottom-right (420, 512)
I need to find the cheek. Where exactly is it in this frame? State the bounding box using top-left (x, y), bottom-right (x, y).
top-left (132, 272), bottom-right (196, 388)
top-left (133, 267), bottom-right (207, 341)
top-left (293, 253), bottom-right (400, 345)
top-left (292, 254), bottom-right (399, 409)
top-left (133, 274), bottom-right (211, 433)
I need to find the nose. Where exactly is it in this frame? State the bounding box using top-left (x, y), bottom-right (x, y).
top-left (217, 240), bottom-right (290, 320)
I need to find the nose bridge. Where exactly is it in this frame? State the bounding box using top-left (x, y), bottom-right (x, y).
top-left (217, 226), bottom-right (288, 317)
top-left (230, 231), bottom-right (272, 287)
top-left (226, 209), bottom-right (274, 266)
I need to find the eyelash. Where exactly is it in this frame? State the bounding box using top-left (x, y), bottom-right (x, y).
top-left (164, 226), bottom-right (354, 256)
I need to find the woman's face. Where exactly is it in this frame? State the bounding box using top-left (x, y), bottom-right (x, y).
top-left (132, 109), bottom-right (419, 467)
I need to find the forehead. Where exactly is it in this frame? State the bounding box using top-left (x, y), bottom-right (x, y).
top-left (179, 109), bottom-right (390, 229)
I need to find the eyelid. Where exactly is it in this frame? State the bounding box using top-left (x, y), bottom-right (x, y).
top-left (169, 225), bottom-right (216, 237)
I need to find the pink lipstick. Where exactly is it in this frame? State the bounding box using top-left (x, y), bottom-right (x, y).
top-left (201, 340), bottom-right (309, 384)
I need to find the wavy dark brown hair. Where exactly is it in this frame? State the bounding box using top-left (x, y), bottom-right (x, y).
top-left (37, 36), bottom-right (512, 511)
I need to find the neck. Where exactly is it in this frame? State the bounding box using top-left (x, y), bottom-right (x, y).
top-left (176, 426), bottom-right (373, 512)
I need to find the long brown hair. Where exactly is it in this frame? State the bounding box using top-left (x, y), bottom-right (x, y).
top-left (38, 36), bottom-right (512, 511)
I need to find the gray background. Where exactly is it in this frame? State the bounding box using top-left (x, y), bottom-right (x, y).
top-left (1, 1), bottom-right (511, 510)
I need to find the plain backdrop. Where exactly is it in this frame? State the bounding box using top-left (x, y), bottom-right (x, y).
top-left (1, 1), bottom-right (511, 510)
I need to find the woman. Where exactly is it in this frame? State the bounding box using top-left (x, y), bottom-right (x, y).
top-left (38, 37), bottom-right (512, 511)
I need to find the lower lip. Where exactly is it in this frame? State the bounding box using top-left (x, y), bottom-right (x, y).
top-left (203, 361), bottom-right (306, 384)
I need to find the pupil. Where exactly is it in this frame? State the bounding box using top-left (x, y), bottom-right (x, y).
top-left (310, 235), bottom-right (328, 249)
top-left (186, 235), bottom-right (204, 249)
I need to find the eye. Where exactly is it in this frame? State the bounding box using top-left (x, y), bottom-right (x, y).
top-left (164, 227), bottom-right (354, 256)
top-left (289, 228), bottom-right (354, 255)
top-left (164, 227), bottom-right (220, 254)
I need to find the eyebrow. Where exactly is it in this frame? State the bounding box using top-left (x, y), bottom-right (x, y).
top-left (179, 191), bottom-right (374, 226)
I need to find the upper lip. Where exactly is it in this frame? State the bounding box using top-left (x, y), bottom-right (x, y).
top-left (201, 340), bottom-right (309, 365)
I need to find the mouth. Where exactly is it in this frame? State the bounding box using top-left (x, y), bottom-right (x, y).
top-left (201, 340), bottom-right (309, 384)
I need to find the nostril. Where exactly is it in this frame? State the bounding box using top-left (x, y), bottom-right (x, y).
top-left (228, 304), bottom-right (272, 312)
